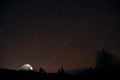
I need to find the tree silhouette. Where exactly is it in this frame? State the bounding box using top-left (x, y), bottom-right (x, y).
top-left (57, 67), bottom-right (65, 74)
top-left (96, 49), bottom-right (120, 69)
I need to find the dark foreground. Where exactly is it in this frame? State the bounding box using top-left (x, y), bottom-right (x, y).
top-left (0, 68), bottom-right (120, 80)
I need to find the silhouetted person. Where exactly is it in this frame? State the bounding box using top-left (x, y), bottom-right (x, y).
top-left (39, 67), bottom-right (46, 74)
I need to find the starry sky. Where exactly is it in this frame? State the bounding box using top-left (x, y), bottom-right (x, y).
top-left (0, 0), bottom-right (119, 72)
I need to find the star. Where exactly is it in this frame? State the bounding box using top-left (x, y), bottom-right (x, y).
top-left (105, 17), bottom-right (109, 20)
top-left (17, 8), bottom-right (20, 12)
top-left (0, 29), bottom-right (3, 32)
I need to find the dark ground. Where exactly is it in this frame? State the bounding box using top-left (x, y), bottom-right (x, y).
top-left (0, 67), bottom-right (120, 80)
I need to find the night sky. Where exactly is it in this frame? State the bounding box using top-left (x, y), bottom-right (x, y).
top-left (0, 0), bottom-right (119, 72)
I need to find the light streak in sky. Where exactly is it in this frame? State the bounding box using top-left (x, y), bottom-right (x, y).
top-left (43, 30), bottom-right (79, 68)
top-left (43, 39), bottom-right (71, 68)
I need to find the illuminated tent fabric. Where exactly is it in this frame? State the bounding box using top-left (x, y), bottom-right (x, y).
top-left (19, 64), bottom-right (33, 71)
